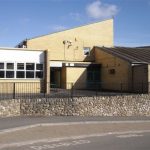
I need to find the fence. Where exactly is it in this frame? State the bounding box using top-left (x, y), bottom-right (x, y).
top-left (0, 82), bottom-right (149, 100)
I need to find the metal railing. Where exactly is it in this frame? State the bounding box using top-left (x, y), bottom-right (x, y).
top-left (0, 82), bottom-right (149, 100)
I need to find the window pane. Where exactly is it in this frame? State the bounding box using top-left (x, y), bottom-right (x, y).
top-left (0, 71), bottom-right (4, 78)
top-left (0, 63), bottom-right (4, 69)
top-left (17, 63), bottom-right (24, 70)
top-left (36, 64), bottom-right (43, 70)
top-left (36, 71), bottom-right (43, 78)
top-left (6, 71), bottom-right (14, 78)
top-left (26, 71), bottom-right (34, 78)
top-left (16, 71), bottom-right (25, 78)
top-left (26, 63), bottom-right (34, 70)
top-left (7, 63), bottom-right (14, 69)
top-left (83, 47), bottom-right (90, 55)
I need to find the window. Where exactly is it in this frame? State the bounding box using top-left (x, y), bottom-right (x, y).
top-left (36, 64), bottom-right (43, 70)
top-left (7, 63), bottom-right (14, 70)
top-left (0, 63), bottom-right (4, 69)
top-left (16, 71), bottom-right (25, 78)
top-left (26, 71), bottom-right (34, 78)
top-left (0, 71), bottom-right (4, 78)
top-left (83, 47), bottom-right (90, 56)
top-left (0, 63), bottom-right (4, 78)
top-left (6, 71), bottom-right (14, 78)
top-left (26, 63), bottom-right (34, 70)
top-left (36, 71), bottom-right (43, 78)
top-left (17, 63), bottom-right (24, 70)
top-left (0, 62), bottom-right (43, 79)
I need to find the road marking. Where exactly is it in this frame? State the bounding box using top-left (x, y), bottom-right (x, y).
top-left (117, 134), bottom-right (143, 138)
top-left (30, 140), bottom-right (90, 150)
top-left (0, 120), bottom-right (150, 134)
top-left (0, 130), bottom-right (150, 149)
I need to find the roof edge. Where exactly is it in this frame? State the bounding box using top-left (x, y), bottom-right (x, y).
top-left (0, 47), bottom-right (45, 52)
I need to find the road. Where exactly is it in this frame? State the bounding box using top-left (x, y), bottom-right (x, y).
top-left (0, 116), bottom-right (150, 150)
top-left (0, 116), bottom-right (150, 130)
top-left (17, 132), bottom-right (150, 150)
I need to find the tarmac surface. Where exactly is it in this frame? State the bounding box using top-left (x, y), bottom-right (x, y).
top-left (0, 116), bottom-right (150, 130)
top-left (0, 116), bottom-right (150, 150)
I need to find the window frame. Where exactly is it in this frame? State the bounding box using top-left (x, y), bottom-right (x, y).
top-left (0, 62), bottom-right (44, 79)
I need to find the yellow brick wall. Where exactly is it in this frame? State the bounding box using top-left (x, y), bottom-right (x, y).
top-left (27, 19), bottom-right (113, 62)
top-left (65, 67), bottom-right (87, 89)
top-left (0, 80), bottom-right (43, 93)
top-left (95, 47), bottom-right (131, 91)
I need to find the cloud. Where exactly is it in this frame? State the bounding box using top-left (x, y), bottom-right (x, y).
top-left (86, 0), bottom-right (118, 19)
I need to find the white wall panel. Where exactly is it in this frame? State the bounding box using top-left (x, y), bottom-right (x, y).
top-left (0, 50), bottom-right (44, 63)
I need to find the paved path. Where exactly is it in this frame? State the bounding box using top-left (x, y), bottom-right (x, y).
top-left (0, 116), bottom-right (150, 130)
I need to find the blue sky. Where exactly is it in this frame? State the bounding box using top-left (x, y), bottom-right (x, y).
top-left (0, 0), bottom-right (150, 47)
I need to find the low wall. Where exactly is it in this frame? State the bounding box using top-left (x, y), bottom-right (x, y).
top-left (0, 95), bottom-right (150, 117)
top-left (0, 99), bottom-right (20, 117)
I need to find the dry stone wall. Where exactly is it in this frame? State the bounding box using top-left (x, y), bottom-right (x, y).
top-left (0, 95), bottom-right (150, 118)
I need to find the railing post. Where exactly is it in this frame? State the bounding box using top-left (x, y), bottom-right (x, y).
top-left (120, 83), bottom-right (123, 95)
top-left (96, 83), bottom-right (98, 97)
top-left (148, 82), bottom-right (150, 94)
top-left (141, 82), bottom-right (144, 94)
top-left (71, 83), bottom-right (74, 100)
top-left (13, 82), bottom-right (16, 99)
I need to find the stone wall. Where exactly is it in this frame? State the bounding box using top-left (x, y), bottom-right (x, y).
top-left (0, 95), bottom-right (150, 118)
top-left (20, 95), bottom-right (150, 117)
top-left (0, 99), bottom-right (20, 117)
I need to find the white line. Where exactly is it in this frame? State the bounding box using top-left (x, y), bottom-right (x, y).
top-left (30, 140), bottom-right (91, 150)
top-left (117, 134), bottom-right (143, 138)
top-left (0, 120), bottom-right (150, 134)
top-left (0, 130), bottom-right (150, 149)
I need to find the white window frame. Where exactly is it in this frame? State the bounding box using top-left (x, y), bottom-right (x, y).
top-left (0, 62), bottom-right (44, 79)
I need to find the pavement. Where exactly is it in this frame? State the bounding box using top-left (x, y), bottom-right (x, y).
top-left (0, 116), bottom-right (150, 150)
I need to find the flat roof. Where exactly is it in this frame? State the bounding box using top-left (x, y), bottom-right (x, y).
top-left (0, 47), bottom-right (45, 52)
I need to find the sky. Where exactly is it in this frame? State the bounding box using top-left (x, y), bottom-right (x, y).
top-left (0, 0), bottom-right (150, 47)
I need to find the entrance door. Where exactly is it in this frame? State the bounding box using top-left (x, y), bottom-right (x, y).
top-left (87, 65), bottom-right (101, 89)
top-left (50, 67), bottom-right (61, 88)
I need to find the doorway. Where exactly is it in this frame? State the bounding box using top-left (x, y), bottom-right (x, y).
top-left (87, 65), bottom-right (101, 89)
top-left (50, 67), bottom-right (61, 88)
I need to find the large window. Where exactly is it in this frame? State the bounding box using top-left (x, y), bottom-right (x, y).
top-left (0, 62), bottom-right (43, 79)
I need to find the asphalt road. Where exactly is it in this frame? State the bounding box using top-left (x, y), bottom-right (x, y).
top-left (1, 131), bottom-right (150, 150)
top-left (0, 116), bottom-right (150, 130)
top-left (23, 132), bottom-right (150, 150)
top-left (0, 116), bottom-right (150, 150)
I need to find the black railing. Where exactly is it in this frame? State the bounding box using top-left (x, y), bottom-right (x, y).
top-left (0, 82), bottom-right (149, 100)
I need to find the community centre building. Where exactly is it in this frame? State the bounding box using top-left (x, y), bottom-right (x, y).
top-left (0, 18), bottom-right (150, 94)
